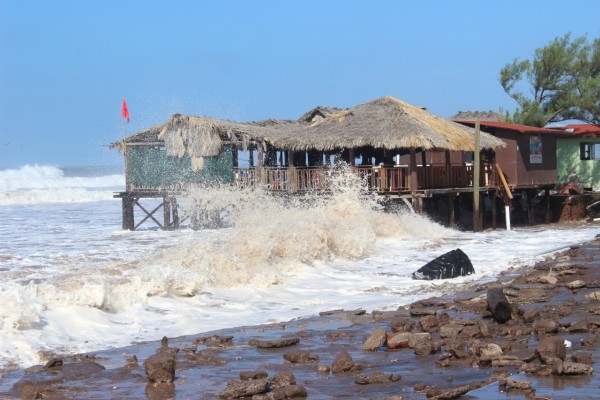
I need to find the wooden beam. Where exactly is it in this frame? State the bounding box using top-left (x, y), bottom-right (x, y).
top-left (473, 120), bottom-right (480, 232)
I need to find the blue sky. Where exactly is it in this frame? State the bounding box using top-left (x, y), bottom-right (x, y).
top-left (1, 1), bottom-right (599, 169)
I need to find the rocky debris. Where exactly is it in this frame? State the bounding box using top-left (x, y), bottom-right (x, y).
top-left (239, 370), bottom-right (268, 380)
top-left (478, 343), bottom-right (503, 363)
top-left (499, 378), bottom-right (532, 391)
top-left (250, 337), bottom-right (300, 349)
top-left (363, 327), bottom-right (387, 351)
top-left (389, 317), bottom-right (415, 333)
top-left (354, 372), bottom-right (401, 385)
top-left (43, 358), bottom-right (63, 370)
top-left (271, 371), bottom-right (296, 387)
top-left (428, 384), bottom-right (472, 400)
top-left (252, 385), bottom-right (307, 399)
top-left (144, 353), bottom-right (176, 383)
top-left (566, 279), bottom-right (586, 289)
top-left (567, 319), bottom-right (590, 333)
top-left (196, 335), bottom-right (234, 347)
top-left (533, 318), bottom-right (559, 334)
top-left (487, 287), bottom-right (512, 323)
top-left (553, 361), bottom-right (594, 375)
top-left (331, 350), bottom-right (361, 373)
top-left (386, 332), bottom-right (411, 349)
top-left (411, 248), bottom-right (474, 280)
top-left (535, 336), bottom-right (567, 365)
top-left (218, 377), bottom-right (271, 399)
top-left (419, 315), bottom-right (439, 332)
top-left (316, 365), bottom-right (330, 374)
top-left (439, 324), bottom-right (463, 338)
top-left (282, 350), bottom-right (319, 364)
top-left (571, 351), bottom-right (593, 365)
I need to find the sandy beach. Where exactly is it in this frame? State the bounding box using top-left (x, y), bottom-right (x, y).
top-left (1, 227), bottom-right (599, 399)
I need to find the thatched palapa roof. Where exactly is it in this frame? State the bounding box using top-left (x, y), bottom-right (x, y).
top-left (277, 96), bottom-right (504, 151)
top-left (113, 96), bottom-right (504, 169)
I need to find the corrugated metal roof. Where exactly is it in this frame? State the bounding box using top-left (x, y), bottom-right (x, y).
top-left (454, 120), bottom-right (561, 134)
top-left (558, 124), bottom-right (600, 137)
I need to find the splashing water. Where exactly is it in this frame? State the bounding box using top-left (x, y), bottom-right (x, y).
top-left (1, 165), bottom-right (597, 372)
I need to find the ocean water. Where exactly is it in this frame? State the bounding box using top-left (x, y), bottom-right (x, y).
top-left (0, 164), bottom-right (598, 373)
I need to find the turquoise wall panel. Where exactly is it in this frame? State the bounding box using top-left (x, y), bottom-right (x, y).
top-left (127, 145), bottom-right (234, 188)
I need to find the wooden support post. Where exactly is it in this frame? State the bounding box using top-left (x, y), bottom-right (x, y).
top-left (473, 120), bottom-right (481, 232)
top-left (122, 195), bottom-right (135, 230)
top-left (448, 193), bottom-right (456, 227)
top-left (409, 147), bottom-right (419, 212)
top-left (528, 190), bottom-right (535, 226)
top-left (163, 196), bottom-right (171, 230)
top-left (171, 197), bottom-right (180, 229)
top-left (348, 148), bottom-right (356, 166)
top-left (545, 188), bottom-right (551, 223)
top-left (257, 145), bottom-right (264, 184)
top-left (421, 150), bottom-right (427, 167)
top-left (492, 191), bottom-right (497, 229)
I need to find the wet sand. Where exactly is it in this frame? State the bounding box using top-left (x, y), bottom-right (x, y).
top-left (2, 233), bottom-right (600, 399)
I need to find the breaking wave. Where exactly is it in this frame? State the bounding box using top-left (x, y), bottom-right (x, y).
top-left (0, 165), bottom-right (124, 205)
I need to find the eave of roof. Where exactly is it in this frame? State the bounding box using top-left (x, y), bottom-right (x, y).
top-left (454, 120), bottom-right (560, 134)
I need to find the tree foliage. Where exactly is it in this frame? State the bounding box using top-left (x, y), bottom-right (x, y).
top-left (500, 33), bottom-right (600, 127)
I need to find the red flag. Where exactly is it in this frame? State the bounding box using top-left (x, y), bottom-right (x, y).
top-left (121, 98), bottom-right (130, 123)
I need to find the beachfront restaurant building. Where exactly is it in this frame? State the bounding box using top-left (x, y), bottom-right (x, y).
top-left (111, 96), bottom-right (506, 231)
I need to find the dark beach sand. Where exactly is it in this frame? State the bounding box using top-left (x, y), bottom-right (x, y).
top-left (2, 230), bottom-right (600, 399)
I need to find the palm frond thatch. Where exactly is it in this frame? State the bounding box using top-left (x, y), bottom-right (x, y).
top-left (275, 96), bottom-right (505, 151)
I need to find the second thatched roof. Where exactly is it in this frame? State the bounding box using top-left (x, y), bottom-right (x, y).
top-left (275, 96), bottom-right (505, 151)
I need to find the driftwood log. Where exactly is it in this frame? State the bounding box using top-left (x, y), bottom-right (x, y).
top-left (487, 287), bottom-right (512, 323)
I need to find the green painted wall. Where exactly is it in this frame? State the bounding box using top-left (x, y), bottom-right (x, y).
top-left (557, 137), bottom-right (600, 190)
top-left (127, 145), bottom-right (234, 188)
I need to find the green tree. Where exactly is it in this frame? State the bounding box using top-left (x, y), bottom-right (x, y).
top-left (500, 33), bottom-right (600, 127)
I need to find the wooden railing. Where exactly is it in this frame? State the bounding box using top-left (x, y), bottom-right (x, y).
top-left (233, 163), bottom-right (494, 193)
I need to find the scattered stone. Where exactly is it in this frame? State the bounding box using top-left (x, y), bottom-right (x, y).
top-left (507, 379), bottom-right (531, 390)
top-left (439, 323), bottom-right (463, 338)
top-left (522, 308), bottom-right (541, 323)
top-left (282, 350), bottom-right (318, 364)
top-left (566, 280), bottom-right (586, 289)
top-left (144, 354), bottom-right (176, 383)
top-left (389, 317), bottom-right (415, 333)
top-left (271, 371), bottom-right (296, 388)
top-left (363, 328), bottom-right (387, 351)
top-left (567, 319), bottom-right (590, 333)
top-left (533, 319), bottom-right (559, 334)
top-left (218, 377), bottom-right (270, 399)
top-left (43, 359), bottom-right (63, 370)
top-left (479, 343), bottom-right (503, 362)
top-left (239, 370), bottom-right (268, 381)
top-left (409, 307), bottom-right (438, 316)
top-left (250, 337), bottom-right (300, 349)
top-left (196, 335), bottom-right (234, 347)
top-left (317, 365), bottom-right (330, 375)
top-left (331, 351), bottom-right (355, 374)
top-left (387, 332), bottom-right (411, 349)
top-left (419, 315), bottom-right (439, 332)
top-left (354, 372), bottom-right (401, 385)
top-left (586, 291), bottom-right (600, 300)
top-left (553, 360), bottom-right (594, 375)
top-left (538, 275), bottom-right (558, 285)
top-left (535, 337), bottom-right (566, 365)
top-left (571, 352), bottom-right (593, 365)
top-left (429, 384), bottom-right (471, 400)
